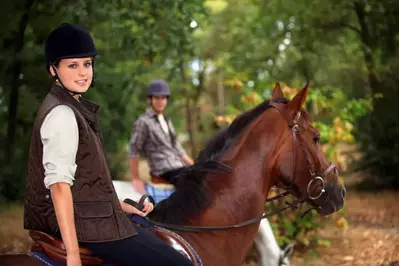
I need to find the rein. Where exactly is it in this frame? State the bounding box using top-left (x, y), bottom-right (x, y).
top-left (129, 101), bottom-right (336, 232)
top-left (148, 194), bottom-right (306, 232)
top-left (126, 192), bottom-right (306, 232)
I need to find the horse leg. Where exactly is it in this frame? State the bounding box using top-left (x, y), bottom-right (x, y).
top-left (254, 219), bottom-right (292, 266)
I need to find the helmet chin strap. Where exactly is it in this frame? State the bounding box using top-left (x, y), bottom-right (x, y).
top-left (51, 64), bottom-right (81, 97)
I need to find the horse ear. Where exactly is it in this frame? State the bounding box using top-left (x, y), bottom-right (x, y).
top-left (287, 81), bottom-right (310, 112)
top-left (271, 82), bottom-right (284, 100)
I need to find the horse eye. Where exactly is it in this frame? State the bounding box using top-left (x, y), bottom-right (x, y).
top-left (313, 135), bottom-right (320, 144)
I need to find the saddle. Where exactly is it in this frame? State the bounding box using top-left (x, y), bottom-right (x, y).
top-left (29, 227), bottom-right (199, 266)
top-left (29, 230), bottom-right (104, 265)
top-left (29, 196), bottom-right (200, 266)
top-left (149, 172), bottom-right (174, 187)
top-left (151, 176), bottom-right (170, 185)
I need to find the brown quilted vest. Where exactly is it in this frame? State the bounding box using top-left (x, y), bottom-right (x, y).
top-left (24, 85), bottom-right (136, 242)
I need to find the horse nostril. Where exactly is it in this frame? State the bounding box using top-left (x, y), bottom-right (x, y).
top-left (341, 187), bottom-right (346, 199)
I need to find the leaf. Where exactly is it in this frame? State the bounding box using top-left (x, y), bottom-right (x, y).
top-left (317, 239), bottom-right (331, 247)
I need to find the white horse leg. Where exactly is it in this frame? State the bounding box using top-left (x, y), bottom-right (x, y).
top-left (254, 219), bottom-right (292, 266)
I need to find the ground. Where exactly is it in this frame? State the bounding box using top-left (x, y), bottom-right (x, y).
top-left (290, 190), bottom-right (399, 266)
top-left (289, 171), bottom-right (399, 266)
top-left (0, 172), bottom-right (398, 266)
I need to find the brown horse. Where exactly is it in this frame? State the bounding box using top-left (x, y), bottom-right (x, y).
top-left (1, 82), bottom-right (345, 266)
top-left (148, 82), bottom-right (346, 265)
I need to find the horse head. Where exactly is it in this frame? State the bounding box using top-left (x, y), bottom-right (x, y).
top-left (268, 82), bottom-right (346, 216)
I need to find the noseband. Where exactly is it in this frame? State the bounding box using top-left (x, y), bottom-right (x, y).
top-left (140, 101), bottom-right (337, 232)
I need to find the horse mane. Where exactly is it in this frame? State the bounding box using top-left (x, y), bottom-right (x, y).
top-left (149, 97), bottom-right (288, 224)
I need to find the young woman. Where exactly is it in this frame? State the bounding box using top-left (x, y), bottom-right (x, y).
top-left (24, 23), bottom-right (193, 266)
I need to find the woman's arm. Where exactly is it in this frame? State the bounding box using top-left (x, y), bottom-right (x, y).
top-left (41, 105), bottom-right (81, 265)
top-left (51, 183), bottom-right (81, 264)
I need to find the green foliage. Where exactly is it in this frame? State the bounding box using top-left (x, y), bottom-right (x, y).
top-left (268, 194), bottom-right (339, 250)
top-left (217, 82), bottom-right (373, 160)
top-left (200, 0), bottom-right (399, 191)
top-left (0, 0), bottom-right (210, 199)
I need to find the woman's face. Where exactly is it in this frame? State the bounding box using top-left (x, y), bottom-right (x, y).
top-left (50, 57), bottom-right (93, 94)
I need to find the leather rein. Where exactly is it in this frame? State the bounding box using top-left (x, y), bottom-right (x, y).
top-left (127, 101), bottom-right (337, 232)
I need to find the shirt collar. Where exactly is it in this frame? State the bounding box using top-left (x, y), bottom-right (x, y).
top-left (146, 107), bottom-right (167, 120)
top-left (145, 107), bottom-right (157, 117)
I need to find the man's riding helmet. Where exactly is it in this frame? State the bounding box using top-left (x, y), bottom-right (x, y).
top-left (147, 79), bottom-right (171, 97)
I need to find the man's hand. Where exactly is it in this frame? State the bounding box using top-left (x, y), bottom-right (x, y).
top-left (132, 178), bottom-right (146, 195)
top-left (67, 252), bottom-right (82, 266)
top-left (181, 154), bottom-right (194, 166)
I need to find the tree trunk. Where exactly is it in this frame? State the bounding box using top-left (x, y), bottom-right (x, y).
top-left (217, 72), bottom-right (224, 114)
top-left (354, 1), bottom-right (379, 96)
top-left (5, 0), bottom-right (35, 162)
top-left (382, 7), bottom-right (397, 64)
top-left (179, 60), bottom-right (197, 156)
top-left (194, 63), bottom-right (207, 135)
top-left (353, 1), bottom-right (384, 140)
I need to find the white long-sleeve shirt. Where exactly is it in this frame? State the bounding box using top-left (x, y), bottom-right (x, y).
top-left (157, 113), bottom-right (170, 135)
top-left (40, 105), bottom-right (79, 189)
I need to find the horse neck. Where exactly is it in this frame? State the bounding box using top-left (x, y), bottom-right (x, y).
top-left (218, 108), bottom-right (284, 206)
top-left (180, 110), bottom-right (284, 265)
top-left (211, 112), bottom-right (283, 223)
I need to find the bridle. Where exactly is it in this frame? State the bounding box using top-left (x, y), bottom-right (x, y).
top-left (269, 101), bottom-right (337, 203)
top-left (134, 101), bottom-right (337, 232)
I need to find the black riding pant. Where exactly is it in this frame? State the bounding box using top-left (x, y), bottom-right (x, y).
top-left (80, 225), bottom-right (193, 266)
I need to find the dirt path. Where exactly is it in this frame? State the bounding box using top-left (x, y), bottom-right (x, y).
top-left (292, 191), bottom-right (399, 266)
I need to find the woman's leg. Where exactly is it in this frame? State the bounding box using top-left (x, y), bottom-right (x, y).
top-left (81, 226), bottom-right (193, 266)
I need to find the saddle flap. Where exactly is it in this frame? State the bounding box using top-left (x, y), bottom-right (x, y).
top-left (149, 227), bottom-right (200, 266)
top-left (29, 230), bottom-right (66, 252)
top-left (129, 214), bottom-right (201, 266)
top-left (29, 230), bottom-right (103, 265)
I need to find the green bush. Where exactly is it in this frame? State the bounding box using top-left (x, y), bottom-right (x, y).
top-left (356, 74), bottom-right (399, 190)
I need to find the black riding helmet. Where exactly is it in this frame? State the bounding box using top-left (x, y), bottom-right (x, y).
top-left (44, 23), bottom-right (99, 93)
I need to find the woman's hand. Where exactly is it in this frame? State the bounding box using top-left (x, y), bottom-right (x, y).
top-left (120, 200), bottom-right (154, 217)
top-left (142, 201), bottom-right (154, 216)
top-left (67, 252), bottom-right (82, 266)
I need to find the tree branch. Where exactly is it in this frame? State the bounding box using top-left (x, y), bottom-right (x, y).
top-left (317, 20), bottom-right (362, 36)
